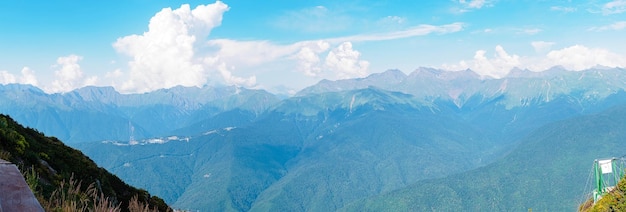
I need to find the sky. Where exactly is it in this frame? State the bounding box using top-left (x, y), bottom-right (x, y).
top-left (0, 0), bottom-right (625, 94)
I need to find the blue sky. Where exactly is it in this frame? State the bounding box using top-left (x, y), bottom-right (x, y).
top-left (1, 0), bottom-right (625, 94)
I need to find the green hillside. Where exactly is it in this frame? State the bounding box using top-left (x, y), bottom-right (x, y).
top-left (0, 114), bottom-right (170, 211)
top-left (580, 174), bottom-right (626, 211)
top-left (344, 103), bottom-right (626, 211)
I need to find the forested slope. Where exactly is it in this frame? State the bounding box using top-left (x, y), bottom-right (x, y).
top-left (0, 114), bottom-right (170, 211)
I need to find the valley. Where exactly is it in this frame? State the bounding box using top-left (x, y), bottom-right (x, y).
top-left (2, 67), bottom-right (626, 210)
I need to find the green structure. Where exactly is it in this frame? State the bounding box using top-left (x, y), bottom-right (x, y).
top-left (593, 158), bottom-right (626, 203)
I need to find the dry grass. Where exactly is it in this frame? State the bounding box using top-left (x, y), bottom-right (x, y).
top-left (128, 195), bottom-right (160, 212)
top-left (22, 170), bottom-right (161, 212)
top-left (41, 177), bottom-right (161, 211)
top-left (40, 175), bottom-right (121, 212)
top-left (0, 150), bottom-right (11, 160)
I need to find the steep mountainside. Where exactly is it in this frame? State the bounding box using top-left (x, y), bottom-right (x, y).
top-left (345, 103), bottom-right (626, 211)
top-left (0, 114), bottom-right (170, 211)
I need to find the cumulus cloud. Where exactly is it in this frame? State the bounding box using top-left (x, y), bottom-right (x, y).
top-left (0, 71), bottom-right (16, 84)
top-left (47, 55), bottom-right (97, 93)
top-left (215, 62), bottom-right (257, 87)
top-left (19, 67), bottom-right (38, 86)
top-left (295, 48), bottom-right (321, 77)
top-left (602, 0), bottom-right (626, 15)
top-left (544, 45), bottom-right (626, 70)
top-left (0, 67), bottom-right (39, 86)
top-left (531, 41), bottom-right (555, 53)
top-left (104, 1), bottom-right (463, 93)
top-left (325, 42), bottom-right (370, 79)
top-left (113, 2), bottom-right (230, 93)
top-left (294, 41), bottom-right (331, 77)
top-left (588, 21), bottom-right (626, 31)
top-left (442, 45), bottom-right (522, 78)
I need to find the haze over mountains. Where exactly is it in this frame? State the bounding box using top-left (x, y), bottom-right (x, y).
top-left (2, 67), bottom-right (626, 211)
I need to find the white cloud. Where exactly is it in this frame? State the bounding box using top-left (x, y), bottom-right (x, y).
top-left (206, 39), bottom-right (370, 80)
top-left (47, 55), bottom-right (96, 93)
top-left (84, 76), bottom-right (98, 87)
top-left (203, 23), bottom-right (460, 81)
top-left (442, 44), bottom-right (626, 77)
top-left (0, 71), bottom-right (16, 85)
top-left (206, 39), bottom-right (301, 66)
top-left (295, 48), bottom-right (321, 77)
top-left (471, 27), bottom-right (540, 35)
top-left (105, 69), bottom-right (124, 79)
top-left (544, 45), bottom-right (626, 70)
top-left (460, 0), bottom-right (487, 9)
top-left (456, 0), bottom-right (492, 13)
top-left (531, 41), bottom-right (555, 53)
top-left (113, 2), bottom-right (230, 93)
top-left (603, 0), bottom-right (626, 15)
top-left (325, 42), bottom-right (370, 79)
top-left (19, 67), bottom-right (38, 86)
top-left (328, 22), bottom-right (464, 43)
top-left (550, 6), bottom-right (576, 13)
top-left (101, 69), bottom-right (124, 88)
top-left (441, 45), bottom-right (521, 78)
top-left (54, 55), bottom-right (82, 81)
top-left (204, 39), bottom-right (332, 80)
top-left (0, 67), bottom-right (39, 86)
top-left (588, 21), bottom-right (626, 31)
top-left (294, 41), bottom-right (331, 77)
top-left (215, 62), bottom-right (257, 87)
top-left (103, 2), bottom-right (462, 93)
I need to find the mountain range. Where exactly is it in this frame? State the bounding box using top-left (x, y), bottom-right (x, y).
top-left (2, 67), bottom-right (626, 211)
top-left (0, 84), bottom-right (278, 143)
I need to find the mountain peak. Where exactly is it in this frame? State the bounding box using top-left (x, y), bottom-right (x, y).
top-left (506, 67), bottom-right (539, 78)
top-left (368, 69), bottom-right (407, 79)
top-left (408, 67), bottom-right (482, 81)
top-left (546, 65), bottom-right (568, 73)
top-left (70, 86), bottom-right (121, 103)
top-left (0, 83), bottom-right (45, 94)
top-left (410, 67), bottom-right (443, 77)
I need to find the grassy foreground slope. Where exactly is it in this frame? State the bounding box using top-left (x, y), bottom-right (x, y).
top-left (344, 104), bottom-right (626, 211)
top-left (0, 114), bottom-right (170, 211)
